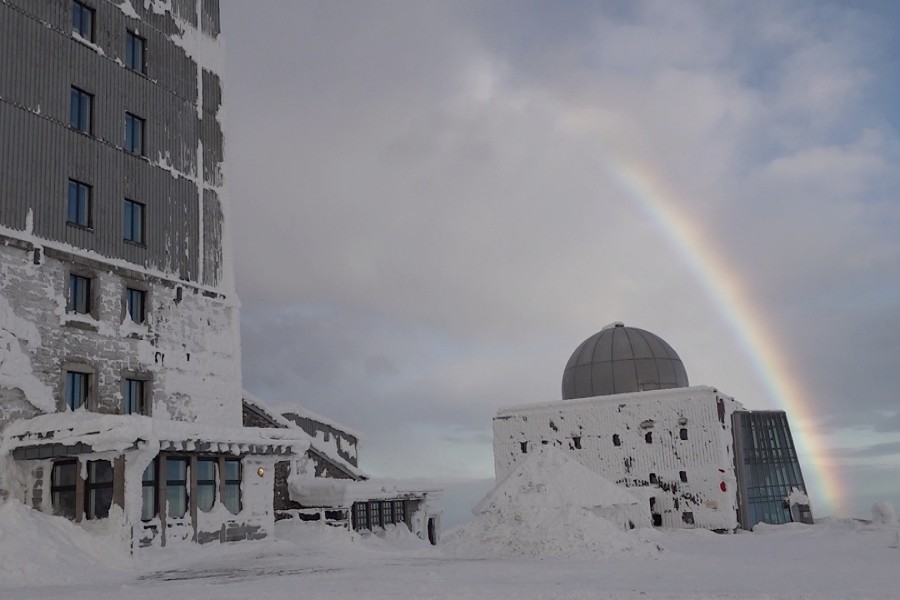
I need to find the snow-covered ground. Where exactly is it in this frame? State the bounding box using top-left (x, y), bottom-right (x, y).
top-left (2, 499), bottom-right (899, 600)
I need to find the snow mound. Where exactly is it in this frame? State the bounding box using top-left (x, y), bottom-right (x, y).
top-left (442, 447), bottom-right (661, 558)
top-left (871, 501), bottom-right (897, 526)
top-left (0, 500), bottom-right (132, 587)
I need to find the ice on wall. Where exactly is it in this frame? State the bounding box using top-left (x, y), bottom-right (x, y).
top-left (442, 447), bottom-right (661, 559)
top-left (0, 294), bottom-right (53, 413)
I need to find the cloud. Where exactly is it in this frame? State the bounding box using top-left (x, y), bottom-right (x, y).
top-left (222, 0), bottom-right (900, 496)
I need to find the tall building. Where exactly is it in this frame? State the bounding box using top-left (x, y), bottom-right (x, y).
top-left (492, 323), bottom-right (813, 531)
top-left (0, 0), bottom-right (304, 547)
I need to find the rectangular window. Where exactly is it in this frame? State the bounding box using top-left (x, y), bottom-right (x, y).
top-left (70, 87), bottom-right (92, 133)
top-left (67, 273), bottom-right (91, 314)
top-left (65, 370), bottom-right (89, 410)
top-left (72, 1), bottom-right (94, 41)
top-left (124, 378), bottom-right (147, 415)
top-left (369, 501), bottom-right (381, 528)
top-left (352, 502), bottom-right (368, 531)
top-left (222, 458), bottom-right (241, 514)
top-left (125, 30), bottom-right (145, 73)
top-left (67, 180), bottom-right (91, 227)
top-left (51, 460), bottom-right (78, 519)
top-left (126, 287), bottom-right (146, 323)
top-left (381, 501), bottom-right (392, 526)
top-left (123, 199), bottom-right (144, 243)
top-left (124, 113), bottom-right (144, 155)
top-left (680, 428), bottom-right (688, 440)
top-left (196, 458), bottom-right (217, 513)
top-left (679, 470), bottom-right (688, 483)
top-left (166, 457), bottom-right (188, 519)
top-left (85, 460), bottom-right (113, 520)
top-left (141, 459), bottom-right (157, 521)
top-left (393, 500), bottom-right (405, 523)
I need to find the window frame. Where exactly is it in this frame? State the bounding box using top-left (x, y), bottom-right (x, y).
top-left (51, 460), bottom-right (79, 519)
top-left (69, 87), bottom-right (92, 133)
top-left (125, 286), bottom-right (146, 323)
top-left (67, 179), bottom-right (92, 228)
top-left (141, 459), bottom-right (158, 522)
top-left (67, 272), bottom-right (92, 314)
top-left (123, 198), bottom-right (145, 244)
top-left (222, 458), bottom-right (242, 514)
top-left (84, 460), bottom-right (114, 520)
top-left (124, 112), bottom-right (145, 155)
top-left (123, 377), bottom-right (149, 415)
top-left (165, 457), bottom-right (189, 520)
top-left (65, 369), bottom-right (90, 410)
top-left (71, 1), bottom-right (94, 41)
top-left (125, 30), bottom-right (146, 73)
top-left (195, 457), bottom-right (217, 513)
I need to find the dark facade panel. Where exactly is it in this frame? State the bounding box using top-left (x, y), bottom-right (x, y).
top-left (201, 0), bottom-right (221, 37)
top-left (202, 189), bottom-right (223, 286)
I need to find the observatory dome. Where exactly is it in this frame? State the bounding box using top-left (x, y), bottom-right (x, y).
top-left (561, 322), bottom-right (689, 400)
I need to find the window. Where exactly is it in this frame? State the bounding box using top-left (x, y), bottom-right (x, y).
top-left (682, 512), bottom-right (695, 525)
top-left (369, 501), bottom-right (381, 528)
top-left (126, 287), bottom-right (146, 323)
top-left (67, 273), bottom-right (91, 314)
top-left (166, 457), bottom-right (188, 519)
top-left (381, 501), bottom-right (392, 526)
top-left (51, 460), bottom-right (78, 519)
top-left (72, 1), bottom-right (94, 41)
top-left (680, 428), bottom-right (688, 441)
top-left (125, 31), bottom-right (145, 73)
top-left (65, 370), bottom-right (89, 410)
top-left (652, 513), bottom-right (662, 527)
top-left (572, 436), bottom-right (582, 450)
top-left (141, 459), bottom-right (157, 521)
top-left (124, 378), bottom-right (147, 415)
top-left (196, 458), bottom-right (217, 513)
top-left (223, 458), bottom-right (241, 514)
top-left (645, 431), bottom-right (653, 444)
top-left (67, 180), bottom-right (91, 227)
top-left (680, 470), bottom-right (688, 483)
top-left (392, 500), bottom-right (405, 523)
top-left (124, 113), bottom-right (145, 155)
top-left (649, 473), bottom-right (658, 485)
top-left (352, 502), bottom-right (368, 531)
top-left (85, 460), bottom-right (113, 520)
top-left (613, 434), bottom-right (621, 447)
top-left (70, 87), bottom-right (92, 133)
top-left (123, 199), bottom-right (144, 243)
top-left (520, 441), bottom-right (528, 454)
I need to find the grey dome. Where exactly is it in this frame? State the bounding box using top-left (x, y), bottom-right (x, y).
top-left (561, 323), bottom-right (689, 399)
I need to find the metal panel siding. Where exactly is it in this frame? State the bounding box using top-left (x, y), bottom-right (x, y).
top-left (202, 189), bottom-right (222, 286)
top-left (201, 114), bottom-right (223, 186)
top-left (201, 0), bottom-right (221, 37)
top-left (1, 0), bottom-right (211, 285)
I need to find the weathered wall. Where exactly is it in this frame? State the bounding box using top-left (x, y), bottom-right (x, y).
top-left (282, 412), bottom-right (359, 467)
top-left (493, 386), bottom-right (743, 531)
top-left (0, 242), bottom-right (242, 428)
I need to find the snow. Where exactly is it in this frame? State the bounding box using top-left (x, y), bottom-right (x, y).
top-left (872, 500), bottom-right (897, 525)
top-left (0, 294), bottom-right (54, 413)
top-left (1, 505), bottom-right (899, 598)
top-left (289, 473), bottom-right (441, 507)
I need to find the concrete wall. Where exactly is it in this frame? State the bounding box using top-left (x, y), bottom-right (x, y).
top-left (493, 386), bottom-right (743, 531)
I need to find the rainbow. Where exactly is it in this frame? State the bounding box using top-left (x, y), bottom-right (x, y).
top-left (608, 160), bottom-right (844, 516)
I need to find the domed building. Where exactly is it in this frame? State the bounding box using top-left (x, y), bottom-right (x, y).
top-left (491, 322), bottom-right (813, 531)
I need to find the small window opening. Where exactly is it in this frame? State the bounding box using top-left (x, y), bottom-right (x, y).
top-left (652, 513), bottom-right (662, 527)
top-left (682, 512), bottom-right (695, 525)
top-left (680, 428), bottom-right (688, 440)
top-left (679, 470), bottom-right (688, 483)
top-left (572, 436), bottom-right (581, 449)
top-left (613, 434), bottom-right (621, 447)
top-left (649, 473), bottom-right (658, 485)
top-left (645, 431), bottom-right (653, 444)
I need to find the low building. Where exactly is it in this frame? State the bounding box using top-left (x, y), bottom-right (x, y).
top-left (492, 322), bottom-right (813, 531)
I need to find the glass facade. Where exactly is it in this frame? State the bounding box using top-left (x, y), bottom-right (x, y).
top-left (733, 411), bottom-right (812, 529)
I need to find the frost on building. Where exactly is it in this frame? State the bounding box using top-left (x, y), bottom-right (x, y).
top-left (492, 322), bottom-right (813, 531)
top-left (242, 394), bottom-right (442, 545)
top-left (0, 0), bottom-right (307, 547)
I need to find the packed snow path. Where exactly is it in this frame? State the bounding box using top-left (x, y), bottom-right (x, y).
top-left (3, 517), bottom-right (900, 599)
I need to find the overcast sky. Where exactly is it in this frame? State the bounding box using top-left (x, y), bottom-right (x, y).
top-left (221, 0), bottom-right (900, 518)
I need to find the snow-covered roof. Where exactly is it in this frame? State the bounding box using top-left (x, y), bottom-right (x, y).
top-left (270, 401), bottom-right (365, 442)
top-left (2, 412), bottom-right (309, 457)
top-left (473, 446), bottom-right (641, 515)
top-left (496, 384), bottom-right (731, 417)
top-left (289, 476), bottom-right (441, 507)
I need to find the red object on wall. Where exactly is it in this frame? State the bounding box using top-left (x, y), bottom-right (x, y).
top-left (720, 482), bottom-right (727, 492)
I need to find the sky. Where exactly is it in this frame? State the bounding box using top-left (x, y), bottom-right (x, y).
top-left (220, 0), bottom-right (900, 519)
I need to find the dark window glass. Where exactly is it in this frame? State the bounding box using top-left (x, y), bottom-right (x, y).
top-left (352, 502), bottom-right (368, 531)
top-left (123, 199), bottom-right (144, 243)
top-left (520, 441), bottom-right (528, 454)
top-left (51, 460), bottom-right (78, 519)
top-left (381, 501), bottom-right (392, 526)
top-left (682, 512), bottom-right (695, 525)
top-left (85, 460), bottom-right (113, 520)
top-left (69, 87), bottom-right (92, 133)
top-left (679, 470), bottom-right (688, 483)
top-left (141, 459), bottom-right (157, 521)
top-left (67, 180), bottom-right (91, 227)
top-left (223, 458), bottom-right (241, 514)
top-left (125, 31), bottom-right (145, 72)
top-left (67, 273), bottom-right (91, 314)
top-left (196, 458), bottom-right (217, 513)
top-left (649, 473), bottom-right (658, 484)
top-left (613, 434), bottom-right (621, 446)
top-left (72, 1), bottom-right (94, 40)
top-left (124, 378), bottom-right (146, 414)
top-left (680, 428), bottom-right (688, 440)
top-left (369, 501), bottom-right (380, 528)
top-left (393, 500), bottom-right (404, 523)
top-left (572, 436), bottom-right (582, 449)
top-left (124, 113), bottom-right (144, 155)
top-left (166, 458), bottom-right (188, 519)
top-left (126, 287), bottom-right (146, 323)
top-left (645, 431), bottom-right (653, 444)
top-left (65, 370), bottom-right (89, 410)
